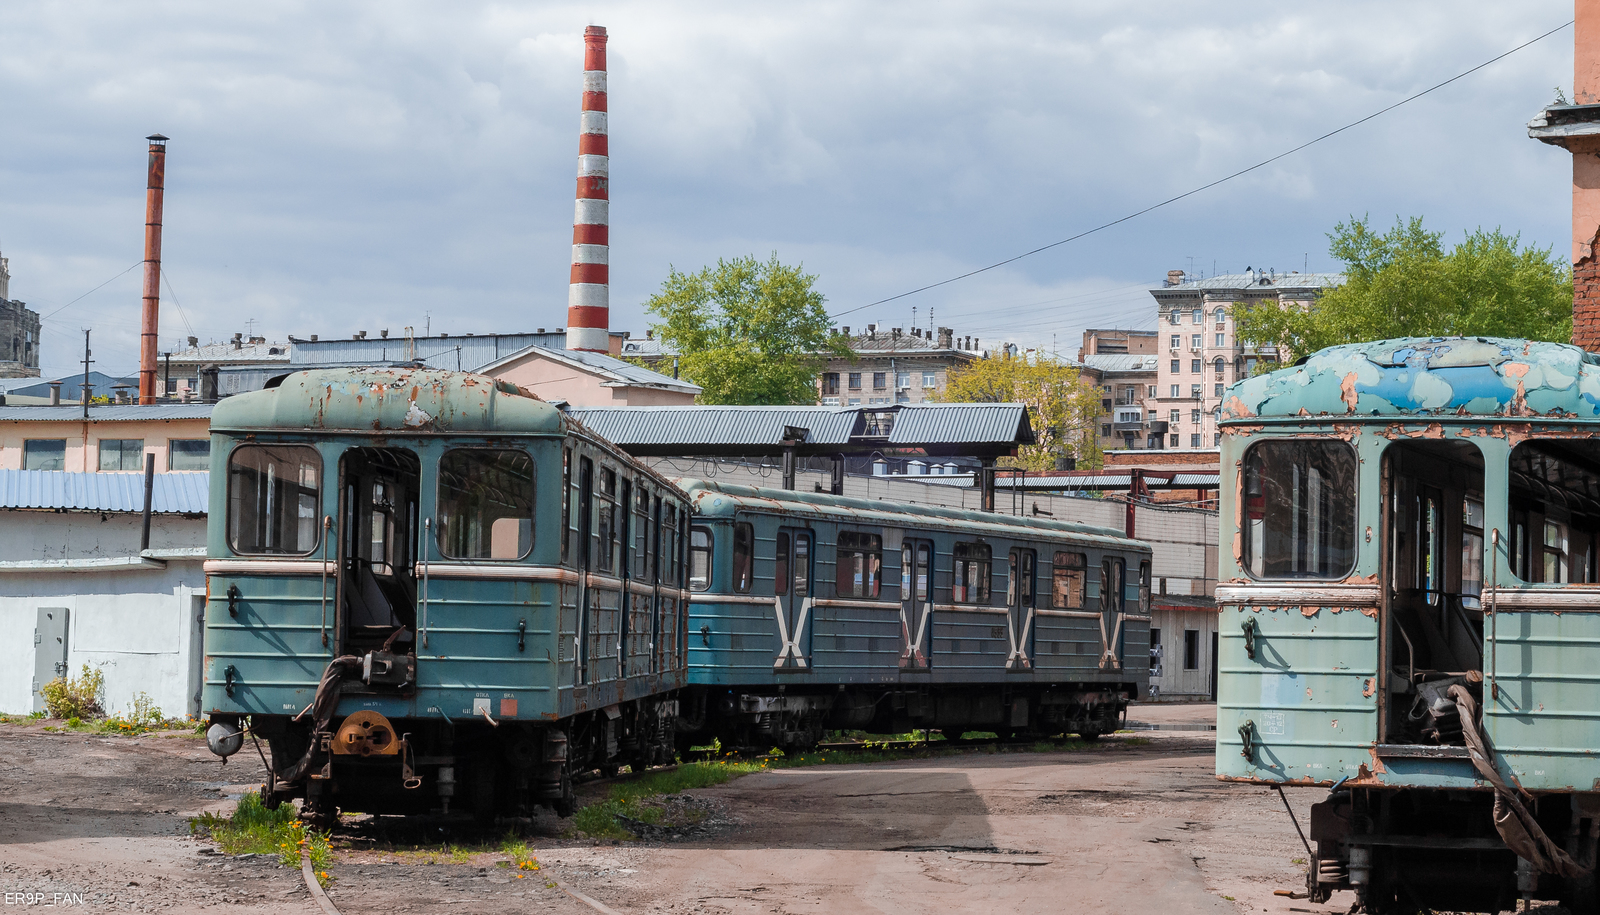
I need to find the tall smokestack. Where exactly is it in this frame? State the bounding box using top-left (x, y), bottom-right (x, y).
top-left (138, 134), bottom-right (168, 403)
top-left (567, 26), bottom-right (609, 353)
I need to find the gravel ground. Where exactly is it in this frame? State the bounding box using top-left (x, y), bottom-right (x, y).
top-left (0, 714), bottom-right (1378, 915)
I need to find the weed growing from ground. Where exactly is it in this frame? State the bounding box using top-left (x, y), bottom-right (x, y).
top-left (190, 791), bottom-right (333, 885)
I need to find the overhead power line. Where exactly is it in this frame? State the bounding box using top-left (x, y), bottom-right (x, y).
top-left (831, 19), bottom-right (1575, 321)
top-left (41, 260), bottom-right (144, 320)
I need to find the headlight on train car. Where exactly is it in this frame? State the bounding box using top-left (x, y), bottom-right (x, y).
top-left (206, 721), bottom-right (245, 758)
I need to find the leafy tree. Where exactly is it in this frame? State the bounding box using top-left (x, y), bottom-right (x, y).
top-left (643, 254), bottom-right (850, 405)
top-left (935, 352), bottom-right (1104, 470)
top-left (1234, 216), bottom-right (1573, 363)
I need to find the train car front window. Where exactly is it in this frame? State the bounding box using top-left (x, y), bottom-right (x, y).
top-left (228, 444), bottom-right (321, 555)
top-left (1242, 440), bottom-right (1358, 579)
top-left (436, 449), bottom-right (534, 560)
top-left (689, 527), bottom-right (712, 591)
top-left (836, 531), bottom-right (882, 598)
top-left (953, 542), bottom-right (991, 603)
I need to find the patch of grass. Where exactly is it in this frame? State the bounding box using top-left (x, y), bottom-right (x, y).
top-left (190, 791), bottom-right (333, 883)
top-left (572, 759), bottom-right (767, 839)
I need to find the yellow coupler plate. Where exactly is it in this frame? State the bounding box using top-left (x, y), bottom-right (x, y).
top-left (332, 710), bottom-right (401, 756)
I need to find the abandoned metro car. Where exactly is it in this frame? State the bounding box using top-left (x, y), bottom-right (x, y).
top-left (1216, 337), bottom-right (1600, 913)
top-left (200, 368), bottom-right (690, 823)
top-left (672, 479), bottom-right (1152, 749)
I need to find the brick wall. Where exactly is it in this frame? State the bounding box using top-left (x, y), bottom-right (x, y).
top-left (1577, 226), bottom-right (1600, 352)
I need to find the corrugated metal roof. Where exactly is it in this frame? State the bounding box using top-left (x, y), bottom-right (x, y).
top-left (0, 470), bottom-right (210, 513)
top-left (537, 347), bottom-right (701, 392)
top-left (1151, 271), bottom-right (1345, 293)
top-left (291, 333), bottom-right (569, 370)
top-left (888, 403), bottom-right (1032, 445)
top-left (0, 403), bottom-right (214, 421)
top-left (567, 402), bottom-right (1031, 448)
top-left (568, 406), bottom-right (858, 446)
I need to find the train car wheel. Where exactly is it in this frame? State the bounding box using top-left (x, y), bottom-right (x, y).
top-left (553, 772), bottom-right (577, 818)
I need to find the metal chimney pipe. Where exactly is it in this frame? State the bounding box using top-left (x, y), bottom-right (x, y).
top-left (566, 26), bottom-right (609, 353)
top-left (138, 134), bottom-right (168, 404)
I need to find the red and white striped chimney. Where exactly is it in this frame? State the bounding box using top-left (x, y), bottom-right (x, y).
top-left (567, 25), bottom-right (609, 353)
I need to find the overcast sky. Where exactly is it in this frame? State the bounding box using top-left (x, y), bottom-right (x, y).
top-left (0, 1), bottom-right (1579, 379)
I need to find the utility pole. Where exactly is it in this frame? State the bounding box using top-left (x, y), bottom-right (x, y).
top-left (81, 329), bottom-right (94, 420)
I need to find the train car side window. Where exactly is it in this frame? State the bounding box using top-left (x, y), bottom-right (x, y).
top-left (436, 449), bottom-right (534, 560)
top-left (1052, 552), bottom-right (1086, 608)
top-left (953, 542), bottom-right (991, 603)
top-left (634, 485), bottom-right (651, 579)
top-left (775, 532), bottom-right (791, 595)
top-left (596, 467), bottom-right (618, 573)
top-left (1242, 440), bottom-right (1358, 579)
top-left (560, 447), bottom-right (572, 565)
top-left (732, 523), bottom-right (754, 592)
top-left (836, 531), bottom-right (882, 598)
top-left (1007, 549), bottom-right (1035, 605)
top-left (227, 444), bottom-right (322, 555)
top-left (689, 526), bottom-right (713, 591)
top-left (1102, 557), bottom-right (1124, 614)
top-left (1138, 560), bottom-right (1151, 613)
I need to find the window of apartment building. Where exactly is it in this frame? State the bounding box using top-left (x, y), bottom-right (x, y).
top-left (1214, 309), bottom-right (1226, 327)
top-left (848, 372), bottom-right (861, 389)
top-left (1190, 359), bottom-right (1200, 373)
top-left (1170, 359), bottom-right (1179, 373)
top-left (847, 397), bottom-right (861, 405)
top-left (1168, 311), bottom-right (1179, 325)
top-left (1191, 309), bottom-right (1201, 323)
top-left (1102, 398), bottom-right (1112, 411)
top-left (1213, 357), bottom-right (1225, 375)
top-left (1216, 333), bottom-right (1226, 347)
top-left (1169, 409), bottom-right (1181, 425)
top-left (1190, 409), bottom-right (1201, 424)
top-left (1170, 434), bottom-right (1179, 447)
top-left (896, 392), bottom-right (910, 404)
top-left (1215, 383), bottom-right (1226, 396)
top-left (98, 439), bottom-right (145, 471)
top-left (1190, 384), bottom-right (1201, 397)
top-left (1191, 334), bottom-right (1202, 348)
top-left (922, 370), bottom-right (937, 387)
top-left (896, 371), bottom-right (910, 389)
top-left (1147, 385), bottom-right (1156, 397)
top-left (1184, 629), bottom-right (1200, 669)
top-left (821, 373), bottom-right (840, 395)
top-left (23, 439), bottom-right (66, 471)
top-left (1170, 384), bottom-right (1180, 398)
top-left (872, 372), bottom-right (886, 390)
top-left (1170, 334), bottom-right (1180, 349)
top-left (169, 439), bottom-right (210, 471)
top-left (822, 397), bottom-right (841, 406)
top-left (1190, 433), bottom-right (1201, 448)
top-left (1214, 432), bottom-right (1222, 447)
top-left (1101, 423), bottom-right (1112, 436)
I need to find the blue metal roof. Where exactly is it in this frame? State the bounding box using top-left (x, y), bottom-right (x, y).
top-left (0, 470), bottom-right (210, 514)
top-left (0, 403), bottom-right (214, 421)
top-left (1222, 336), bottom-right (1600, 421)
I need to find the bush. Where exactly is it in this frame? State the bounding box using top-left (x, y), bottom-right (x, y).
top-left (39, 665), bottom-right (104, 720)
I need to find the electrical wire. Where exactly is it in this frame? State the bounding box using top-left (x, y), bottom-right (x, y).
top-left (40, 261), bottom-right (144, 320)
top-left (830, 19), bottom-right (1575, 321)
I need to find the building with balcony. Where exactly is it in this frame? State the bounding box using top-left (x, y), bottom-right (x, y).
top-left (1149, 268), bottom-right (1342, 450)
top-left (1080, 352), bottom-right (1162, 452)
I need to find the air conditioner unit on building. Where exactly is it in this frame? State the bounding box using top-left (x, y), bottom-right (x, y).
top-left (1190, 346), bottom-right (1201, 353)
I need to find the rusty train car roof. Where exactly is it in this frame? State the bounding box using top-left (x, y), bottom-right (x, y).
top-left (1219, 336), bottom-right (1600, 423)
top-left (675, 478), bottom-right (1149, 552)
top-left (209, 367), bottom-right (564, 435)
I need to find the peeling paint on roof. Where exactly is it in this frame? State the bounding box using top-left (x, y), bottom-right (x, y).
top-left (1220, 336), bottom-right (1600, 421)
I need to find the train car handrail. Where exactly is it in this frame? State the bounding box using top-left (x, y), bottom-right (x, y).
top-left (320, 515), bottom-right (331, 648)
top-left (1214, 583), bottom-right (1382, 606)
top-left (203, 559), bottom-right (338, 575)
top-left (420, 518), bottom-right (430, 649)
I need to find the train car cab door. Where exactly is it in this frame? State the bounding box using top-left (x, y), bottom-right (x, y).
top-left (336, 447), bottom-right (420, 667)
top-left (1098, 557), bottom-right (1125, 670)
top-left (1007, 548), bottom-right (1036, 671)
top-left (773, 528), bottom-right (814, 670)
top-left (900, 539), bottom-right (933, 670)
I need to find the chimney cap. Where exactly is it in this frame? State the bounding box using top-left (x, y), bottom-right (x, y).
top-left (147, 134), bottom-right (169, 143)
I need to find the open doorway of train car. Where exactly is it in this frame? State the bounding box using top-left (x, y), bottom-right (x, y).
top-left (337, 447), bottom-right (421, 666)
top-left (1380, 440), bottom-right (1485, 746)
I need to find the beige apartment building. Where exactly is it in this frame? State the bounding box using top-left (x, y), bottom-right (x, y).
top-left (818, 325), bottom-right (988, 405)
top-left (1149, 269), bottom-right (1341, 450)
top-left (1077, 329), bottom-right (1160, 453)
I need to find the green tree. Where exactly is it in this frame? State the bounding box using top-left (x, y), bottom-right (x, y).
top-left (1234, 216), bottom-right (1573, 363)
top-left (935, 351), bottom-right (1104, 470)
top-left (643, 254), bottom-right (850, 405)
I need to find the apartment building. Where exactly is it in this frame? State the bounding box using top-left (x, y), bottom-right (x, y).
top-left (818, 325), bottom-right (987, 405)
top-left (1149, 268), bottom-right (1341, 449)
